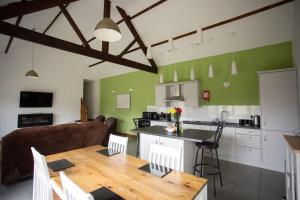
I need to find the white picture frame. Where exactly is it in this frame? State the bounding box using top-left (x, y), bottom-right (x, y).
top-left (116, 93), bottom-right (131, 109)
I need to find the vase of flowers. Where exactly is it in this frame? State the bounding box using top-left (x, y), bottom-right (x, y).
top-left (168, 107), bottom-right (183, 133)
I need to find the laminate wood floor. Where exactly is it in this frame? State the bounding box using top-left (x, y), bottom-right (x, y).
top-left (0, 136), bottom-right (285, 200)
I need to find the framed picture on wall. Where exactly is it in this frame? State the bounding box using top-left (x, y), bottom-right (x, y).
top-left (116, 93), bottom-right (131, 109)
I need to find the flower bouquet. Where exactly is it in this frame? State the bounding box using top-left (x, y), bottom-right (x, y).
top-left (168, 107), bottom-right (183, 133)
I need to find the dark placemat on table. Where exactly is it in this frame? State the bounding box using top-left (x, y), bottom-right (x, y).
top-left (90, 187), bottom-right (124, 200)
top-left (139, 163), bottom-right (172, 178)
top-left (47, 159), bottom-right (75, 172)
top-left (97, 149), bottom-right (120, 157)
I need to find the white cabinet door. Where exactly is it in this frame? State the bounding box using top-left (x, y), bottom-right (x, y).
top-left (139, 133), bottom-right (159, 161)
top-left (155, 85), bottom-right (166, 106)
top-left (259, 69), bottom-right (298, 132)
top-left (218, 127), bottom-right (236, 158)
top-left (182, 82), bottom-right (200, 107)
top-left (262, 130), bottom-right (294, 172)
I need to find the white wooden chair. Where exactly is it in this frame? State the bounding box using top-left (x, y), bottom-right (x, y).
top-left (108, 134), bottom-right (128, 154)
top-left (149, 144), bottom-right (182, 171)
top-left (31, 147), bottom-right (64, 200)
top-left (59, 171), bottom-right (94, 200)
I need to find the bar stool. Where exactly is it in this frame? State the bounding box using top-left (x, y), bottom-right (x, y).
top-left (133, 118), bottom-right (140, 157)
top-left (193, 123), bottom-right (224, 197)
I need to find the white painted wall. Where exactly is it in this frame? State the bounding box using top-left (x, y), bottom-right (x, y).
top-left (293, 0), bottom-right (300, 126)
top-left (0, 43), bottom-right (98, 137)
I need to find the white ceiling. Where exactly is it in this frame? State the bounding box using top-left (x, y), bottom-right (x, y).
top-left (0, 0), bottom-right (295, 79)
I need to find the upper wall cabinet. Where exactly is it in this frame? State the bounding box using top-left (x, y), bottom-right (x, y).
top-left (182, 81), bottom-right (200, 107)
top-left (155, 85), bottom-right (166, 106)
top-left (155, 80), bottom-right (200, 107)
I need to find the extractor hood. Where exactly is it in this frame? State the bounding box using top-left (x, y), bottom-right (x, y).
top-left (165, 84), bottom-right (184, 101)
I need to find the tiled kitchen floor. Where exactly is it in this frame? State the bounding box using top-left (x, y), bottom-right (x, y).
top-left (0, 136), bottom-right (285, 200)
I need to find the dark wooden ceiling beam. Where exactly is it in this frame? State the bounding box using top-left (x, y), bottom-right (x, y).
top-left (87, 0), bottom-right (168, 44)
top-left (43, 3), bottom-right (69, 34)
top-left (89, 39), bottom-right (136, 67)
top-left (116, 6), bottom-right (158, 73)
top-left (0, 21), bottom-right (156, 73)
top-left (121, 0), bottom-right (294, 55)
top-left (59, 5), bottom-right (90, 48)
top-left (0, 0), bottom-right (78, 20)
top-left (4, 15), bottom-right (23, 54)
top-left (102, 0), bottom-right (111, 53)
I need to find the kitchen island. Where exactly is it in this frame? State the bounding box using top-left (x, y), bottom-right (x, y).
top-left (132, 126), bottom-right (215, 173)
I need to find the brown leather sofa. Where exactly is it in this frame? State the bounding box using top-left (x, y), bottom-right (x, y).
top-left (0, 121), bottom-right (108, 184)
top-left (103, 117), bottom-right (118, 146)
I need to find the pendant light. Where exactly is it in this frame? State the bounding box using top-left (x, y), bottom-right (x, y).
top-left (168, 37), bottom-right (175, 52)
top-left (25, 42), bottom-right (39, 79)
top-left (159, 73), bottom-right (164, 83)
top-left (208, 57), bottom-right (214, 78)
top-left (173, 70), bottom-right (178, 82)
top-left (231, 54), bottom-right (238, 75)
top-left (146, 45), bottom-right (153, 59)
top-left (190, 64), bottom-right (195, 80)
top-left (196, 27), bottom-right (203, 45)
top-left (94, 18), bottom-right (121, 42)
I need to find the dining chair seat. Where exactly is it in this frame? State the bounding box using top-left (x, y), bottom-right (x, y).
top-left (196, 141), bottom-right (219, 149)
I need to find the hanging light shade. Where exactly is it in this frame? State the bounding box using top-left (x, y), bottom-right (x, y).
top-left (25, 42), bottom-right (39, 79)
top-left (173, 70), bottom-right (178, 82)
top-left (94, 18), bottom-right (121, 42)
top-left (168, 37), bottom-right (175, 52)
top-left (190, 66), bottom-right (195, 80)
top-left (25, 69), bottom-right (39, 78)
top-left (231, 60), bottom-right (237, 75)
top-left (146, 45), bottom-right (153, 59)
top-left (208, 64), bottom-right (214, 78)
top-left (196, 27), bottom-right (203, 45)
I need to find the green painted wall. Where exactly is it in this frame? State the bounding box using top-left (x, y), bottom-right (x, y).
top-left (100, 42), bottom-right (293, 133)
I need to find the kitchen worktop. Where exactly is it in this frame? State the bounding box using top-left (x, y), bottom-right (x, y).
top-left (147, 119), bottom-right (261, 130)
top-left (132, 125), bottom-right (214, 143)
top-left (284, 135), bottom-right (300, 153)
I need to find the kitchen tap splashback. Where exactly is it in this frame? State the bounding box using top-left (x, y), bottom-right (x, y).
top-left (147, 105), bottom-right (261, 123)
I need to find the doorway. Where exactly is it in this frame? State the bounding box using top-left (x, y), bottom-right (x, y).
top-left (83, 79), bottom-right (99, 120)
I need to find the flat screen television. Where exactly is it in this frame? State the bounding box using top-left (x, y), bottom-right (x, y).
top-left (20, 91), bottom-right (53, 108)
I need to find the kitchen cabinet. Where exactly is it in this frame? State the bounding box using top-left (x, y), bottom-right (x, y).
top-left (262, 130), bottom-right (294, 172)
top-left (139, 133), bottom-right (195, 173)
top-left (218, 127), bottom-right (236, 159)
top-left (155, 85), bottom-right (166, 106)
top-left (183, 124), bottom-right (211, 130)
top-left (259, 68), bottom-right (298, 132)
top-left (182, 81), bottom-right (200, 107)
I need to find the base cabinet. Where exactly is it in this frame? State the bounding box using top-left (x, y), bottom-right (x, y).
top-left (262, 130), bottom-right (294, 172)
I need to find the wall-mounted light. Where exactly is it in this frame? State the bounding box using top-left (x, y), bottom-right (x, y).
top-left (112, 90), bottom-right (116, 93)
top-left (173, 70), bottom-right (178, 82)
top-left (129, 88), bottom-right (134, 92)
top-left (159, 73), bottom-right (164, 83)
top-left (208, 64), bottom-right (214, 78)
top-left (231, 57), bottom-right (238, 75)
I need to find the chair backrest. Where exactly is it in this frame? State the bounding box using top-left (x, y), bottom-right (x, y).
top-left (213, 123), bottom-right (224, 148)
top-left (108, 134), bottom-right (128, 154)
top-left (60, 171), bottom-right (94, 200)
top-left (149, 144), bottom-right (182, 171)
top-left (133, 118), bottom-right (139, 129)
top-left (31, 147), bottom-right (53, 200)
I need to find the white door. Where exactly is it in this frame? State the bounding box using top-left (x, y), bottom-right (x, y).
top-left (139, 133), bottom-right (159, 161)
top-left (155, 85), bottom-right (166, 106)
top-left (259, 69), bottom-right (298, 132)
top-left (262, 130), bottom-right (294, 172)
top-left (218, 127), bottom-right (236, 159)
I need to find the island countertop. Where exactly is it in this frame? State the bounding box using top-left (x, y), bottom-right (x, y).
top-left (132, 125), bottom-right (214, 143)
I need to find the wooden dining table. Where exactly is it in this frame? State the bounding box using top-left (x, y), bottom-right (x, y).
top-left (46, 145), bottom-right (207, 200)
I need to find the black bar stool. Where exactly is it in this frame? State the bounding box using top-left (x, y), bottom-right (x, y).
top-left (193, 123), bottom-right (224, 197)
top-left (133, 118), bottom-right (140, 157)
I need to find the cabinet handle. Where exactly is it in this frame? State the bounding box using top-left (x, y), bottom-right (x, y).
top-left (263, 119), bottom-right (266, 127)
top-left (264, 135), bottom-right (267, 142)
top-left (249, 149), bottom-right (252, 152)
top-left (249, 136), bottom-right (252, 139)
